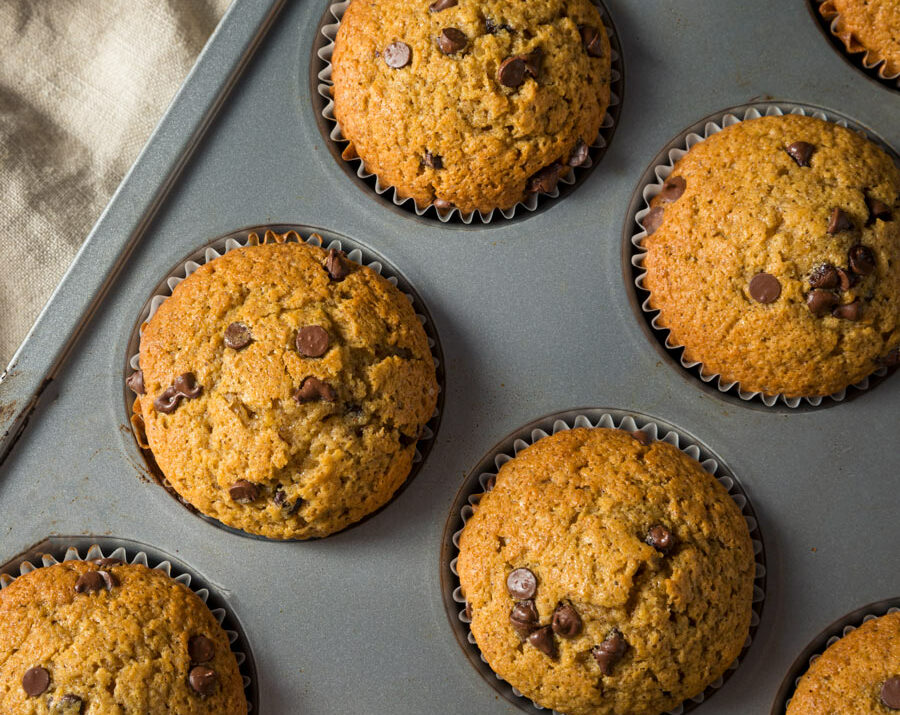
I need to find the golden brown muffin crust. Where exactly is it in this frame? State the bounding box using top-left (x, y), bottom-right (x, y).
top-left (136, 236), bottom-right (438, 539)
top-left (787, 611), bottom-right (900, 714)
top-left (456, 428), bottom-right (755, 715)
top-left (821, 0), bottom-right (900, 76)
top-left (332, 0), bottom-right (612, 214)
top-left (643, 114), bottom-right (900, 398)
top-left (0, 561), bottom-right (245, 714)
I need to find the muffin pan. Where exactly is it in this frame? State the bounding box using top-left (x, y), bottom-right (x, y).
top-left (0, 0), bottom-right (898, 712)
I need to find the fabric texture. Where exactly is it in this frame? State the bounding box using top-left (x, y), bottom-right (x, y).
top-left (0, 0), bottom-right (232, 368)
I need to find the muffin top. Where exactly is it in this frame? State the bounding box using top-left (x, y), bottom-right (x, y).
top-left (642, 114), bottom-right (900, 398)
top-left (787, 611), bottom-right (900, 714)
top-left (456, 427), bottom-right (755, 715)
top-left (331, 0), bottom-right (612, 214)
top-left (820, 0), bottom-right (900, 77)
top-left (0, 561), bottom-right (245, 714)
top-left (134, 235), bottom-right (438, 539)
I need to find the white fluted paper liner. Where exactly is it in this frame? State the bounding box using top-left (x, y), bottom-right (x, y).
top-left (630, 103), bottom-right (891, 408)
top-left (0, 541), bottom-right (255, 712)
top-left (816, 0), bottom-right (900, 86)
top-left (127, 227), bottom-right (441, 472)
top-left (782, 605), bottom-right (900, 712)
top-left (315, 1), bottom-right (622, 224)
top-left (448, 412), bottom-right (766, 715)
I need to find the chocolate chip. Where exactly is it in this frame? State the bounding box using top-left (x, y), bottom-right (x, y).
top-left (224, 322), bottom-right (252, 350)
top-left (274, 488), bottom-right (302, 515)
top-left (126, 370), bottom-right (145, 395)
top-left (229, 480), bottom-right (259, 504)
top-left (551, 602), bottom-right (583, 638)
top-left (786, 141), bottom-right (814, 167)
top-left (92, 558), bottom-right (123, 568)
top-left (429, 0), bottom-right (457, 11)
top-left (749, 273), bottom-right (781, 304)
top-left (437, 27), bottom-right (467, 54)
top-left (154, 372), bottom-right (202, 414)
top-left (383, 42), bottom-right (411, 69)
top-left (646, 525), bottom-right (675, 553)
top-left (188, 666), bottom-right (218, 696)
top-left (806, 290), bottom-right (839, 317)
top-left (484, 18), bottom-right (513, 34)
top-left (827, 207), bottom-right (854, 235)
top-left (848, 244), bottom-right (876, 276)
top-left (631, 430), bottom-right (652, 446)
top-left (808, 263), bottom-right (839, 290)
top-left (433, 198), bottom-right (453, 211)
top-left (527, 625), bottom-right (558, 658)
top-left (423, 151), bottom-right (443, 170)
top-left (188, 635), bottom-right (215, 663)
top-left (506, 568), bottom-right (537, 599)
top-left (497, 56), bottom-right (527, 87)
top-left (50, 694), bottom-right (83, 713)
top-left (882, 677), bottom-right (900, 710)
top-left (580, 25), bottom-right (604, 57)
top-left (832, 300), bottom-right (862, 321)
top-left (295, 326), bottom-right (330, 357)
top-left (293, 376), bottom-right (337, 403)
top-left (642, 206), bottom-right (665, 236)
top-left (526, 162), bottom-right (563, 194)
top-left (22, 666), bottom-right (50, 697)
top-left (568, 139), bottom-right (590, 167)
top-left (836, 267), bottom-right (857, 292)
top-left (522, 49), bottom-right (543, 78)
top-left (867, 196), bottom-right (892, 223)
top-left (509, 599), bottom-right (539, 638)
top-left (324, 248), bottom-right (350, 281)
top-left (592, 629), bottom-right (627, 675)
top-left (658, 175), bottom-right (686, 203)
top-left (74, 570), bottom-right (117, 594)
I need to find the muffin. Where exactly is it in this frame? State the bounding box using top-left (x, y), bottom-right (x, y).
top-left (456, 427), bottom-right (755, 715)
top-left (131, 236), bottom-right (439, 539)
top-left (787, 611), bottom-right (900, 713)
top-left (642, 114), bottom-right (900, 398)
top-left (331, 0), bottom-right (612, 214)
top-left (818, 0), bottom-right (900, 78)
top-left (0, 560), bottom-right (245, 713)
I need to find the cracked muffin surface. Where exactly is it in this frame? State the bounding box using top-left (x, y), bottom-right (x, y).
top-left (456, 427), bottom-right (755, 715)
top-left (135, 236), bottom-right (438, 539)
top-left (642, 114), bottom-right (900, 398)
top-left (331, 0), bottom-right (612, 214)
top-left (0, 561), bottom-right (245, 714)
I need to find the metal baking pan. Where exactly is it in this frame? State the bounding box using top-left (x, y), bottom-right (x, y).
top-left (0, 0), bottom-right (897, 713)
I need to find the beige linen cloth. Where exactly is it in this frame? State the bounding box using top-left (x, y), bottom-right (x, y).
top-left (0, 0), bottom-right (232, 367)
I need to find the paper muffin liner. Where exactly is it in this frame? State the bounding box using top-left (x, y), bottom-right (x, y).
top-left (629, 102), bottom-right (896, 409)
top-left (125, 226), bottom-right (444, 541)
top-left (314, 0), bottom-right (623, 224)
top-left (774, 598), bottom-right (900, 713)
top-left (0, 536), bottom-right (257, 712)
top-left (442, 409), bottom-right (766, 715)
top-left (815, 0), bottom-right (900, 88)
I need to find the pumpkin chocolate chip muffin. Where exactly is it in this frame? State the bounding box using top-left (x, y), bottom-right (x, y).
top-left (331, 0), bottom-right (612, 214)
top-left (0, 560), bottom-right (245, 713)
top-left (819, 0), bottom-right (900, 78)
top-left (787, 611), bottom-right (900, 714)
top-left (130, 236), bottom-right (438, 539)
top-left (642, 114), bottom-right (900, 398)
top-left (456, 427), bottom-right (755, 715)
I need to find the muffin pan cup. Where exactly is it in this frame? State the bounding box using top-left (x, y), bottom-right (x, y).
top-left (625, 100), bottom-right (899, 410)
top-left (0, 536), bottom-right (258, 712)
top-left (441, 408), bottom-right (766, 715)
top-left (124, 225), bottom-right (445, 542)
top-left (313, 0), bottom-right (624, 225)
top-left (771, 598), bottom-right (900, 714)
top-left (809, 0), bottom-right (900, 90)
